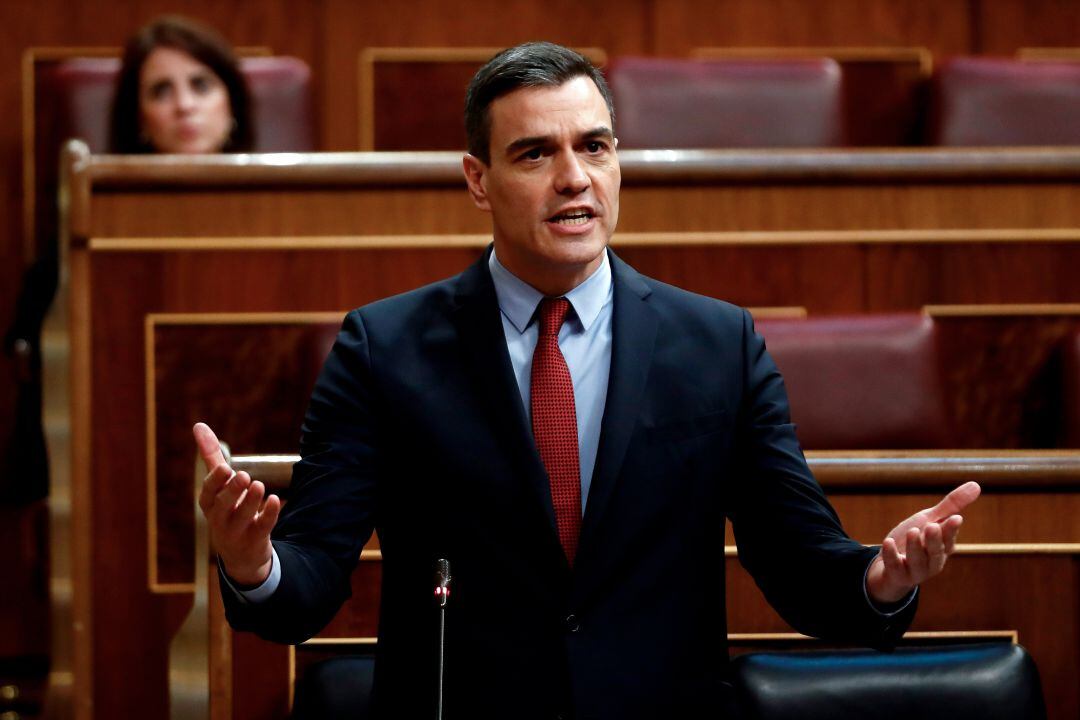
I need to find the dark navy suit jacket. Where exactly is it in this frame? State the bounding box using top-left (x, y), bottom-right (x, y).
top-left (223, 248), bottom-right (914, 719)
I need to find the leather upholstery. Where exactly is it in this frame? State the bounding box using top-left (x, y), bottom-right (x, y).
top-left (294, 643), bottom-right (1047, 720)
top-left (291, 655), bottom-right (375, 719)
top-left (732, 643), bottom-right (1047, 720)
top-left (755, 314), bottom-right (952, 449)
top-left (608, 57), bottom-right (844, 148)
top-left (1063, 329), bottom-right (1080, 447)
top-left (929, 57), bottom-right (1080, 146)
top-left (239, 56), bottom-right (315, 151)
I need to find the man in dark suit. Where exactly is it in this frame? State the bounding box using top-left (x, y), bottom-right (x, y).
top-left (194, 42), bottom-right (979, 719)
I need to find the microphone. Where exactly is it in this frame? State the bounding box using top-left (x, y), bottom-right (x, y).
top-left (434, 558), bottom-right (452, 608)
top-left (434, 559), bottom-right (451, 720)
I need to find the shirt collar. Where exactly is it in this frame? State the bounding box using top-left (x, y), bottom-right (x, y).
top-left (488, 248), bottom-right (612, 334)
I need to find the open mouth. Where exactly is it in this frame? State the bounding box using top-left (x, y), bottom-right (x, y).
top-left (547, 209), bottom-right (595, 226)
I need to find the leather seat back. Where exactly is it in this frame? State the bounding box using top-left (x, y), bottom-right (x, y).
top-left (608, 57), bottom-right (844, 148)
top-left (929, 57), bottom-right (1080, 145)
top-left (732, 643), bottom-right (1047, 720)
top-left (755, 314), bottom-right (952, 449)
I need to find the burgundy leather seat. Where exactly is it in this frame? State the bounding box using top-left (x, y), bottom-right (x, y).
top-left (755, 314), bottom-right (952, 450)
top-left (929, 57), bottom-right (1080, 146)
top-left (1063, 329), bottom-right (1080, 447)
top-left (607, 57), bottom-right (844, 148)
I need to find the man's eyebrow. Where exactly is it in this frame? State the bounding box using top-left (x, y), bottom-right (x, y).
top-left (503, 126), bottom-right (615, 157)
top-left (504, 134), bottom-right (551, 156)
top-left (582, 126), bottom-right (614, 141)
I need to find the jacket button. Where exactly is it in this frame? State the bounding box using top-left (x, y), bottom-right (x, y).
top-left (565, 614), bottom-right (581, 633)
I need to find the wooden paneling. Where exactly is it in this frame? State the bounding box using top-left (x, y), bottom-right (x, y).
top-left (931, 311), bottom-right (1080, 447)
top-left (650, 0), bottom-right (974, 58)
top-left (150, 319), bottom-right (340, 588)
top-left (975, 0), bottom-right (1080, 55)
top-left (360, 47), bottom-right (607, 151)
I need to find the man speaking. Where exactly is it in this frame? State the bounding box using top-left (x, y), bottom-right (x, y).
top-left (194, 42), bottom-right (980, 719)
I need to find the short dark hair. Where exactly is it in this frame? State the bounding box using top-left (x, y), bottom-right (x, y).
top-left (109, 15), bottom-right (254, 153)
top-left (464, 42), bottom-right (614, 164)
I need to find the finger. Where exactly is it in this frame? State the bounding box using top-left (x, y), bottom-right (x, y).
top-left (198, 462), bottom-right (234, 513)
top-left (905, 527), bottom-right (929, 580)
top-left (216, 469), bottom-right (252, 514)
top-left (231, 480), bottom-right (265, 529)
top-left (881, 537), bottom-right (905, 575)
top-left (879, 538), bottom-right (911, 589)
top-left (193, 423), bottom-right (228, 472)
top-left (924, 522), bottom-right (946, 572)
top-left (941, 514), bottom-right (964, 553)
top-left (928, 481), bottom-right (981, 521)
top-left (253, 493), bottom-right (282, 536)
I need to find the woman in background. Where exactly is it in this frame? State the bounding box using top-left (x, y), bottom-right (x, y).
top-left (3, 15), bottom-right (254, 500)
top-left (110, 15), bottom-right (254, 153)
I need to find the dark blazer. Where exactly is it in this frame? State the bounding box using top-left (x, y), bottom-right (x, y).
top-left (223, 248), bottom-right (914, 720)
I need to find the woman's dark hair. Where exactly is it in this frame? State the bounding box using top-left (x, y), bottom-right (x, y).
top-left (109, 15), bottom-right (254, 153)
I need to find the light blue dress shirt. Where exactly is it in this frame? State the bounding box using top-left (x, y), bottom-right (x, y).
top-left (487, 248), bottom-right (613, 510)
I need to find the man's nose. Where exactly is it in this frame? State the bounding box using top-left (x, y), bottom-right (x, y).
top-left (553, 152), bottom-right (590, 194)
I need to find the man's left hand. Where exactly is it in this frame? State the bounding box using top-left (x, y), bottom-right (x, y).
top-left (865, 481), bottom-right (982, 605)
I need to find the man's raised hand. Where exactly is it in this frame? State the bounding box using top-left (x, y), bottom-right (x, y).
top-left (193, 422), bottom-right (281, 587)
top-left (865, 481), bottom-right (982, 605)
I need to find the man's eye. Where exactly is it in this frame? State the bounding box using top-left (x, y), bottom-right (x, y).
top-left (521, 148), bottom-right (543, 161)
top-left (585, 140), bottom-right (607, 153)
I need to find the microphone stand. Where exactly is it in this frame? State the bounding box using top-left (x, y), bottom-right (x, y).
top-left (434, 559), bottom-right (451, 720)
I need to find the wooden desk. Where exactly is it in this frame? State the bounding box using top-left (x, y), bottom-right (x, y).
top-left (62, 143), bottom-right (1080, 718)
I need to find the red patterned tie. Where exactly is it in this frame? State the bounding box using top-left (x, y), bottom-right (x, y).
top-left (531, 297), bottom-right (582, 565)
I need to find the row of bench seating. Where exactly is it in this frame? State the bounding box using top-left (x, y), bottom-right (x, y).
top-left (757, 314), bottom-right (1080, 450)
top-left (610, 55), bottom-right (1080, 148)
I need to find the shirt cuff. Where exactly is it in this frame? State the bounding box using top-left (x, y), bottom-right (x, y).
top-left (863, 555), bottom-right (918, 617)
top-left (219, 545), bottom-right (281, 604)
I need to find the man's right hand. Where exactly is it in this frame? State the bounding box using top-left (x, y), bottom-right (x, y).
top-left (193, 422), bottom-right (281, 587)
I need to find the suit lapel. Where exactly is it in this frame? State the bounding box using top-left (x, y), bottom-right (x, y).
top-left (449, 249), bottom-right (565, 559)
top-left (576, 251), bottom-right (657, 570)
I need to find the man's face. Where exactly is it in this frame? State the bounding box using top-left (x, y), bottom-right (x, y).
top-left (463, 75), bottom-right (620, 296)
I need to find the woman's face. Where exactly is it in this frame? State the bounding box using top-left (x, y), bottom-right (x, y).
top-left (138, 46), bottom-right (233, 153)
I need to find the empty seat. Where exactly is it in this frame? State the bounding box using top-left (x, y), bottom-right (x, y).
top-left (755, 314), bottom-right (952, 449)
top-left (607, 57), bottom-right (844, 149)
top-left (929, 57), bottom-right (1080, 145)
top-left (692, 46), bottom-right (932, 146)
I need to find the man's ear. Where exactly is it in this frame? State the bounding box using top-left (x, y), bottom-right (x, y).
top-left (462, 154), bottom-right (491, 211)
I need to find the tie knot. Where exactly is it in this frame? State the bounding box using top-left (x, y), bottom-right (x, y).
top-left (537, 297), bottom-right (571, 337)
